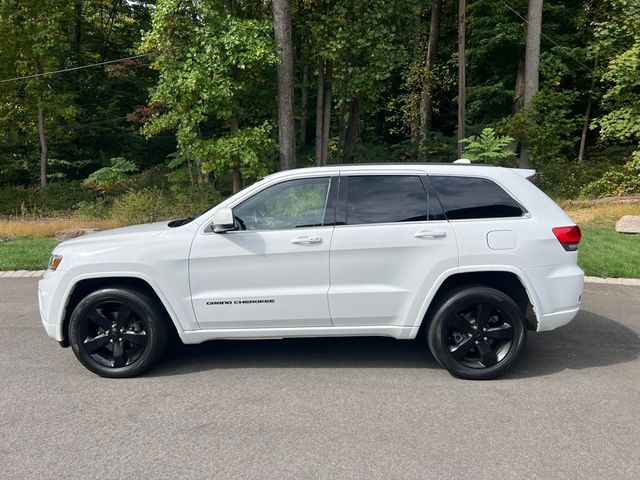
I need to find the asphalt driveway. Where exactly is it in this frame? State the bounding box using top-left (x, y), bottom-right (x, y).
top-left (1, 279), bottom-right (638, 479)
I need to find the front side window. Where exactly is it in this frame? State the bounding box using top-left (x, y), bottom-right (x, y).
top-left (234, 177), bottom-right (331, 230)
top-left (345, 175), bottom-right (429, 225)
top-left (429, 175), bottom-right (524, 220)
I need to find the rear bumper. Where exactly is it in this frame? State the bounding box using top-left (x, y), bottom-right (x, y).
top-left (527, 263), bottom-right (584, 332)
top-left (538, 306), bottom-right (580, 332)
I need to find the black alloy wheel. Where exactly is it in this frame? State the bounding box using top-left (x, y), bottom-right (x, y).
top-left (69, 287), bottom-right (169, 378)
top-left (427, 286), bottom-right (527, 380)
top-left (79, 301), bottom-right (149, 368)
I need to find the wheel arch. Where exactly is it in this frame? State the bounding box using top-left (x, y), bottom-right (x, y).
top-left (413, 269), bottom-right (539, 338)
top-left (60, 275), bottom-right (183, 347)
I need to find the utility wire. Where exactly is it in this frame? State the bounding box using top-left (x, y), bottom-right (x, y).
top-left (498, 0), bottom-right (594, 73)
top-left (0, 53), bottom-right (153, 84)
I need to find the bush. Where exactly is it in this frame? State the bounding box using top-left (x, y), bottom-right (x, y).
top-left (459, 128), bottom-right (516, 166)
top-left (84, 158), bottom-right (138, 196)
top-left (111, 188), bottom-right (177, 224)
top-left (0, 182), bottom-right (92, 216)
top-left (74, 198), bottom-right (110, 219)
top-left (580, 153), bottom-right (640, 198)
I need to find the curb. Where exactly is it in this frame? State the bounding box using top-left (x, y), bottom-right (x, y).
top-left (1, 270), bottom-right (639, 285)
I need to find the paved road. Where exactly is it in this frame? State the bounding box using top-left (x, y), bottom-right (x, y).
top-left (1, 279), bottom-right (639, 479)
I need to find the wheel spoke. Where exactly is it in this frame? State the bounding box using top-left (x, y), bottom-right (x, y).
top-left (449, 337), bottom-right (475, 360)
top-left (112, 341), bottom-right (126, 367)
top-left (115, 304), bottom-right (134, 328)
top-left (87, 309), bottom-right (112, 330)
top-left (486, 323), bottom-right (513, 340)
top-left (447, 314), bottom-right (474, 334)
top-left (477, 340), bottom-right (498, 367)
top-left (475, 303), bottom-right (492, 329)
top-left (122, 332), bottom-right (147, 347)
top-left (83, 333), bottom-right (109, 353)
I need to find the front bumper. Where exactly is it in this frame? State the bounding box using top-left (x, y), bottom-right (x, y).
top-left (38, 270), bottom-right (66, 342)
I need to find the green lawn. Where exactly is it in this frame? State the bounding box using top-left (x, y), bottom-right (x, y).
top-left (0, 238), bottom-right (58, 270)
top-left (0, 226), bottom-right (639, 279)
top-left (578, 226), bottom-right (640, 278)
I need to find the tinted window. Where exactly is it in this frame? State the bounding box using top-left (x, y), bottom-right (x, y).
top-left (346, 175), bottom-right (428, 225)
top-left (429, 176), bottom-right (524, 220)
top-left (234, 177), bottom-right (331, 230)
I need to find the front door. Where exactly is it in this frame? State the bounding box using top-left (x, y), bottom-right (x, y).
top-left (189, 176), bottom-right (336, 329)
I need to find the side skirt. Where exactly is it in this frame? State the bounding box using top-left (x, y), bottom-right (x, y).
top-left (180, 326), bottom-right (415, 344)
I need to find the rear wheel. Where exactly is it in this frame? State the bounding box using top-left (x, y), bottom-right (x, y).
top-left (427, 286), bottom-right (526, 380)
top-left (69, 287), bottom-right (169, 378)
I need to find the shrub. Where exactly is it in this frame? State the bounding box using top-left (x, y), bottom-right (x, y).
top-left (580, 153), bottom-right (640, 198)
top-left (112, 188), bottom-right (177, 225)
top-left (0, 182), bottom-right (92, 216)
top-left (459, 128), bottom-right (516, 166)
top-left (84, 158), bottom-right (138, 196)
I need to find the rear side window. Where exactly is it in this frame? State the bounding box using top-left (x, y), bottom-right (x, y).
top-left (345, 175), bottom-right (428, 225)
top-left (429, 176), bottom-right (524, 220)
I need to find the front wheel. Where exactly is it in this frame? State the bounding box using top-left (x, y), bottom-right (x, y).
top-left (427, 286), bottom-right (527, 380)
top-left (68, 287), bottom-right (169, 378)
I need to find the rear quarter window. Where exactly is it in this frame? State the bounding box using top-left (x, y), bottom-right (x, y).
top-left (429, 175), bottom-right (524, 220)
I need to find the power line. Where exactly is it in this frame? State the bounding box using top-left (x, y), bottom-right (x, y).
top-left (498, 0), bottom-right (593, 73)
top-left (0, 53), bottom-right (153, 84)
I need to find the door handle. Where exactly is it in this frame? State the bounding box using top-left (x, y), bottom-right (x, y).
top-left (414, 230), bottom-right (447, 239)
top-left (291, 236), bottom-right (323, 245)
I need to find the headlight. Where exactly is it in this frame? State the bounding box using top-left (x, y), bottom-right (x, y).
top-left (48, 255), bottom-right (63, 271)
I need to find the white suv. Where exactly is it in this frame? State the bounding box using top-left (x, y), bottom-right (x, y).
top-left (39, 163), bottom-right (584, 379)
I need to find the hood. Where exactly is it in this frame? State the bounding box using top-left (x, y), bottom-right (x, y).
top-left (55, 219), bottom-right (199, 253)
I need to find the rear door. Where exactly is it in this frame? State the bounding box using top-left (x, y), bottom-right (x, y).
top-left (328, 172), bottom-right (458, 328)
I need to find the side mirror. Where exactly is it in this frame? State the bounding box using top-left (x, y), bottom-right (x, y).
top-left (212, 207), bottom-right (236, 233)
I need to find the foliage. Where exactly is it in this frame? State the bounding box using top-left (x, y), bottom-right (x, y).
top-left (460, 128), bottom-right (516, 165)
top-left (140, 0), bottom-right (278, 185)
top-left (593, 0), bottom-right (640, 151)
top-left (111, 188), bottom-right (177, 225)
top-left (0, 182), bottom-right (92, 216)
top-left (580, 153), bottom-right (640, 198)
top-left (83, 158), bottom-right (138, 195)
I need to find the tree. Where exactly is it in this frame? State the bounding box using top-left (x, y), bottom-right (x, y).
top-left (520, 0), bottom-right (543, 168)
top-left (272, 0), bottom-right (296, 170)
top-left (139, 0), bottom-right (277, 193)
top-left (458, 0), bottom-right (466, 158)
top-left (418, 0), bottom-right (442, 160)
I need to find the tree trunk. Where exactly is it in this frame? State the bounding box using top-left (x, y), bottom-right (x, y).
top-left (321, 60), bottom-right (333, 166)
top-left (513, 56), bottom-right (526, 113)
top-left (33, 60), bottom-right (48, 188)
top-left (230, 116), bottom-right (242, 193)
top-left (337, 101), bottom-right (347, 162)
top-left (520, 0), bottom-right (543, 169)
top-left (419, 0), bottom-right (442, 160)
top-left (314, 60), bottom-right (324, 166)
top-left (272, 0), bottom-right (296, 170)
top-left (457, 0), bottom-right (466, 158)
top-left (300, 64), bottom-right (308, 145)
top-left (73, 1), bottom-right (82, 58)
top-left (578, 55), bottom-right (598, 163)
top-left (343, 99), bottom-right (360, 163)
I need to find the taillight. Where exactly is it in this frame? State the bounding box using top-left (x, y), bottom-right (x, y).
top-left (552, 226), bottom-right (581, 251)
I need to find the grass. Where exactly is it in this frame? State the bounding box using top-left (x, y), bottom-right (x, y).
top-left (0, 217), bottom-right (120, 239)
top-left (566, 202), bottom-right (640, 278)
top-left (0, 238), bottom-right (58, 270)
top-left (578, 226), bottom-right (640, 278)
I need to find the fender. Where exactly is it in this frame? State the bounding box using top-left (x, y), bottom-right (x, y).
top-left (407, 264), bottom-right (543, 338)
top-left (51, 266), bottom-right (196, 343)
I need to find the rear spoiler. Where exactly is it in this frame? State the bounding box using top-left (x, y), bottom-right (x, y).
top-left (510, 168), bottom-right (536, 179)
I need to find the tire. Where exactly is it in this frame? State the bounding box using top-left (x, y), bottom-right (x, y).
top-left (427, 286), bottom-right (527, 380)
top-left (68, 287), bottom-right (170, 378)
